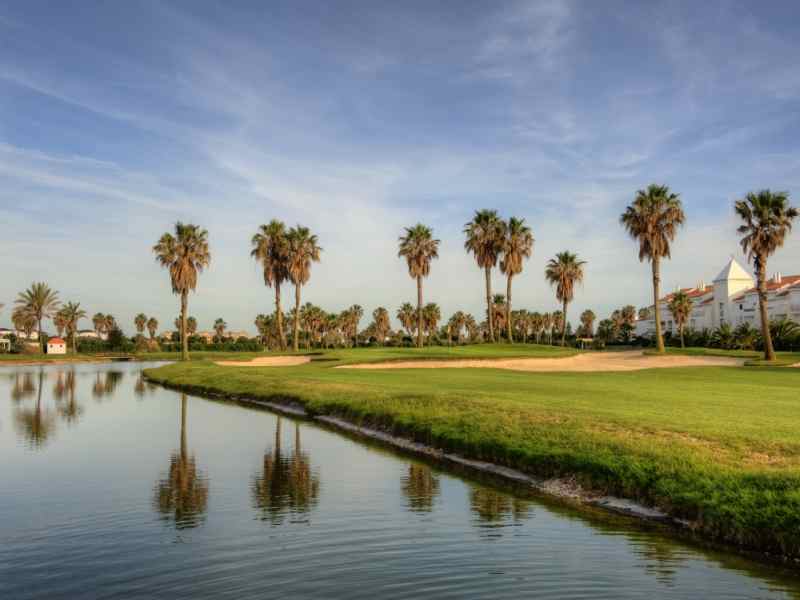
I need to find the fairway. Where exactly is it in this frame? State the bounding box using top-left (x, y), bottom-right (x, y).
top-left (144, 345), bottom-right (800, 559)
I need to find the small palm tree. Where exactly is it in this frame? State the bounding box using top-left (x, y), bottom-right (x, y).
top-left (735, 190), bottom-right (798, 361)
top-left (92, 313), bottom-right (105, 337)
top-left (134, 313), bottom-right (148, 337)
top-left (579, 309), bottom-right (596, 338)
top-left (147, 317), bottom-right (159, 340)
top-left (286, 226), bottom-right (322, 352)
top-left (464, 210), bottom-right (506, 343)
top-left (668, 291), bottom-right (692, 348)
top-left (153, 222), bottom-right (211, 361)
top-left (396, 303), bottom-right (416, 337)
top-left (500, 217), bottom-right (534, 344)
top-left (252, 220), bottom-right (290, 351)
top-left (422, 303), bottom-right (441, 345)
top-left (15, 282), bottom-right (60, 352)
top-left (214, 318), bottom-right (227, 342)
top-left (372, 307), bottom-right (390, 345)
top-left (186, 316), bottom-right (198, 337)
top-left (620, 184), bottom-right (685, 353)
top-left (545, 252), bottom-right (586, 346)
top-left (398, 224), bottom-right (440, 348)
top-left (60, 301), bottom-right (87, 353)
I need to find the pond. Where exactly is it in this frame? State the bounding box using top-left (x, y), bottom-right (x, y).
top-left (1, 362), bottom-right (798, 599)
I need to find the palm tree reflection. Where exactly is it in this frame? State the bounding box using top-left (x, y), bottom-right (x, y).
top-left (11, 373), bottom-right (36, 403)
top-left (57, 370), bottom-right (82, 424)
top-left (13, 370), bottom-right (55, 449)
top-left (251, 418), bottom-right (320, 525)
top-left (92, 371), bottom-right (124, 400)
top-left (469, 487), bottom-right (531, 538)
top-left (401, 463), bottom-right (440, 512)
top-left (154, 394), bottom-right (208, 529)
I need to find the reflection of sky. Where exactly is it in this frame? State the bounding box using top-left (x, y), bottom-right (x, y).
top-left (1, 362), bottom-right (798, 599)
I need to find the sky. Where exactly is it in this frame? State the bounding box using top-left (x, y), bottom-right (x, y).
top-left (1, 0), bottom-right (799, 335)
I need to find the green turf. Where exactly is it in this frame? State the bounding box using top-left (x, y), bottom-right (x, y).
top-left (144, 344), bottom-right (800, 558)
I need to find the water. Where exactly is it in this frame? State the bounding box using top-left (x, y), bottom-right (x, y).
top-left (1, 362), bottom-right (798, 599)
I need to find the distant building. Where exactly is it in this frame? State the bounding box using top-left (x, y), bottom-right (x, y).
top-left (635, 257), bottom-right (800, 337)
top-left (227, 330), bottom-right (251, 341)
top-left (0, 328), bottom-right (40, 340)
top-left (77, 329), bottom-right (104, 339)
top-left (46, 337), bottom-right (67, 355)
top-left (0, 338), bottom-right (10, 352)
top-left (196, 331), bottom-right (216, 343)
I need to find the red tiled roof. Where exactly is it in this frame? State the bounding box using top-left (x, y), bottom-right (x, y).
top-left (660, 285), bottom-right (714, 303)
top-left (48, 337), bottom-right (66, 344)
top-left (739, 275), bottom-right (800, 296)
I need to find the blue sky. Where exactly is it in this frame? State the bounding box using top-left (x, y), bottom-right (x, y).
top-left (1, 0), bottom-right (799, 334)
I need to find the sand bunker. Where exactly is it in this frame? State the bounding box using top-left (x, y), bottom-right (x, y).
top-left (338, 351), bottom-right (746, 373)
top-left (215, 356), bottom-right (311, 367)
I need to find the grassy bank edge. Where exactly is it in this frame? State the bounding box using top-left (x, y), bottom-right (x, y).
top-left (143, 363), bottom-right (800, 565)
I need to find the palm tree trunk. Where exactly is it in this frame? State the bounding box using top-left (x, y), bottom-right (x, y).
top-left (180, 394), bottom-right (187, 464)
top-left (652, 257), bottom-right (665, 353)
top-left (506, 274), bottom-right (513, 343)
top-left (293, 284), bottom-right (301, 352)
top-left (561, 300), bottom-right (568, 347)
top-left (485, 266), bottom-right (494, 342)
top-left (38, 318), bottom-right (44, 353)
top-left (180, 290), bottom-right (189, 361)
top-left (680, 323), bottom-right (685, 349)
top-left (757, 257), bottom-right (776, 361)
top-left (275, 282), bottom-right (286, 351)
top-left (416, 276), bottom-right (423, 349)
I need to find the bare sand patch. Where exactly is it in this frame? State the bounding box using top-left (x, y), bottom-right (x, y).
top-left (338, 351), bottom-right (745, 373)
top-left (215, 356), bottom-right (311, 367)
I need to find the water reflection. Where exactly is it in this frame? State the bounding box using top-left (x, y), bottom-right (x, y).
top-left (401, 463), bottom-right (440, 512)
top-left (11, 372), bottom-right (36, 402)
top-left (153, 394), bottom-right (209, 529)
top-left (92, 371), bottom-right (124, 400)
top-left (13, 370), bottom-right (55, 449)
top-left (251, 417), bottom-right (320, 525)
top-left (55, 370), bottom-right (82, 424)
top-left (469, 486), bottom-right (532, 538)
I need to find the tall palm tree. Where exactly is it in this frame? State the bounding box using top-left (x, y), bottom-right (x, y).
top-left (286, 226), bottom-right (322, 352)
top-left (464, 210), bottom-right (506, 342)
top-left (545, 252), bottom-right (586, 346)
top-left (15, 282), bottom-right (60, 352)
top-left (735, 190), bottom-right (798, 361)
top-left (251, 220), bottom-right (290, 351)
top-left (620, 184), bottom-right (685, 353)
top-left (134, 313), bottom-right (148, 337)
top-left (153, 222), bottom-right (211, 361)
top-left (500, 217), bottom-right (534, 344)
top-left (398, 224), bottom-right (440, 348)
top-left (579, 309), bottom-right (596, 338)
top-left (396, 303), bottom-right (416, 337)
top-left (147, 317), bottom-right (159, 341)
top-left (213, 318), bottom-right (227, 341)
top-left (668, 291), bottom-right (692, 348)
top-left (60, 301), bottom-right (87, 353)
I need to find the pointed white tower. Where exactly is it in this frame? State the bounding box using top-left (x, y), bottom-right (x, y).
top-left (712, 257), bottom-right (753, 326)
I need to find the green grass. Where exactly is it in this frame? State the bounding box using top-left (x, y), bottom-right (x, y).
top-left (644, 346), bottom-right (800, 367)
top-left (144, 344), bottom-right (800, 558)
top-left (0, 352), bottom-right (121, 362)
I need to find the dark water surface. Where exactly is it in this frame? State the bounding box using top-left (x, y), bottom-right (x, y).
top-left (1, 362), bottom-right (798, 599)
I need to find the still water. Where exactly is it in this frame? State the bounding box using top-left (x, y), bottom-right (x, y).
top-left (1, 362), bottom-right (798, 599)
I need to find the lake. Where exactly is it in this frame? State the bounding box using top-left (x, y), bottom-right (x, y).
top-left (1, 362), bottom-right (798, 599)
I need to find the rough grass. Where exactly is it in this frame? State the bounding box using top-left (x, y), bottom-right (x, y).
top-left (644, 346), bottom-right (800, 367)
top-left (144, 345), bottom-right (800, 559)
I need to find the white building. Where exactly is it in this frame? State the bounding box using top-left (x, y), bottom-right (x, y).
top-left (46, 337), bottom-right (67, 355)
top-left (636, 257), bottom-right (800, 337)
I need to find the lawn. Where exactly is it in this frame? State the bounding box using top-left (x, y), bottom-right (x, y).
top-left (144, 345), bottom-right (800, 559)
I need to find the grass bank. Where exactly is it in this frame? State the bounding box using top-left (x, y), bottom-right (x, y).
top-left (144, 345), bottom-right (800, 560)
top-left (643, 347), bottom-right (800, 367)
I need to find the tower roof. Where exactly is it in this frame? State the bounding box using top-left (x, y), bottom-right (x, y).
top-left (713, 257), bottom-right (752, 283)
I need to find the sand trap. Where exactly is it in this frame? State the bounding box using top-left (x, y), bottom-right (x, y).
top-left (338, 351), bottom-right (746, 373)
top-left (215, 356), bottom-right (311, 367)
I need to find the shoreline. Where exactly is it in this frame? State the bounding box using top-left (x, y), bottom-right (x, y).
top-left (144, 374), bottom-right (799, 568)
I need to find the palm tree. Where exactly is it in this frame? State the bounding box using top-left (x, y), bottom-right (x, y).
top-left (286, 226), bottom-right (322, 352)
top-left (579, 309), bottom-right (596, 338)
top-left (545, 252), bottom-right (586, 346)
top-left (620, 184), bottom-right (686, 353)
top-left (186, 316), bottom-right (198, 337)
top-left (134, 313), bottom-right (148, 337)
top-left (214, 318), bottom-right (227, 342)
top-left (251, 220), bottom-right (290, 351)
top-left (491, 294), bottom-right (507, 335)
top-left (372, 307), bottom-right (390, 345)
top-left (422, 303), bottom-right (441, 345)
top-left (464, 210), bottom-right (506, 342)
top-left (668, 291), bottom-right (692, 348)
top-left (735, 190), bottom-right (798, 361)
top-left (396, 303), bottom-right (416, 338)
top-left (153, 222), bottom-right (211, 361)
top-left (464, 314), bottom-right (478, 342)
top-left (92, 313), bottom-right (105, 338)
top-left (15, 283), bottom-right (60, 353)
top-left (12, 306), bottom-right (37, 340)
top-left (500, 217), bottom-right (534, 344)
top-left (60, 301), bottom-right (87, 353)
top-left (54, 310), bottom-right (67, 337)
top-left (398, 224), bottom-right (440, 348)
top-left (147, 317), bottom-right (159, 341)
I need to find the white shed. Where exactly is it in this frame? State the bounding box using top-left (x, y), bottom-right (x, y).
top-left (47, 337), bottom-right (67, 355)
